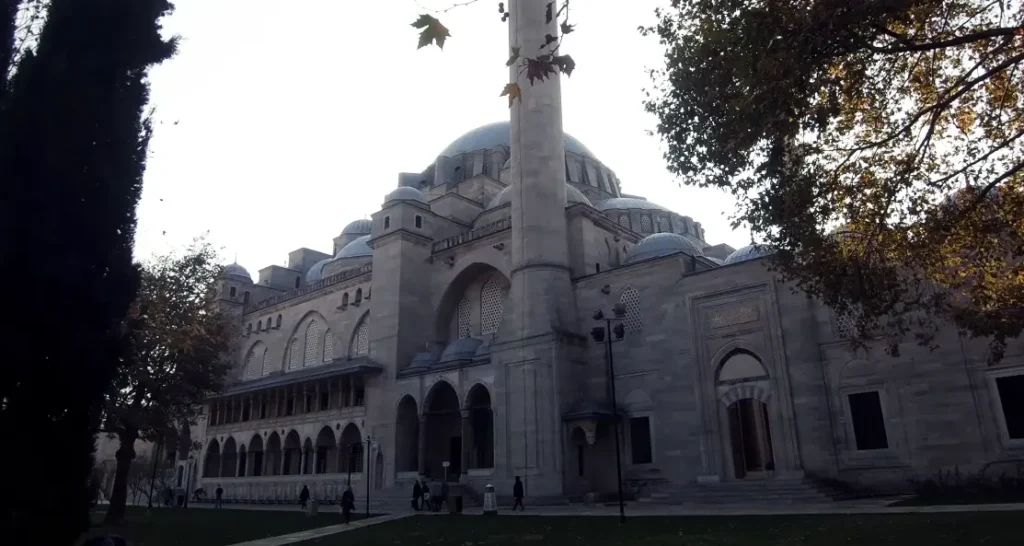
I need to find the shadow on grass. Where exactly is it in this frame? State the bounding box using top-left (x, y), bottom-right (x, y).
top-left (291, 512), bottom-right (1024, 546)
top-left (81, 506), bottom-right (379, 546)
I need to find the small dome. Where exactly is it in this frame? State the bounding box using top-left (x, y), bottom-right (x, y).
top-left (384, 186), bottom-right (427, 204)
top-left (223, 263), bottom-right (252, 281)
top-left (627, 233), bottom-right (704, 263)
top-left (597, 197), bottom-right (670, 212)
top-left (305, 257), bottom-right (334, 283)
top-left (438, 337), bottom-right (483, 364)
top-left (487, 184), bottom-right (592, 209)
top-left (336, 235), bottom-right (373, 259)
top-left (409, 342), bottom-right (445, 371)
top-left (341, 219), bottom-right (372, 235)
top-left (723, 244), bottom-right (774, 265)
top-left (707, 256), bottom-right (724, 265)
top-left (440, 121), bottom-right (595, 159)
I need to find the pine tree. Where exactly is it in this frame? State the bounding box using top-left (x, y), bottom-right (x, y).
top-left (0, 1), bottom-right (175, 542)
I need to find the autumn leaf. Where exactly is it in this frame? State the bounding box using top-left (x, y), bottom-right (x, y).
top-left (543, 33), bottom-right (557, 49)
top-left (553, 54), bottom-right (575, 76)
top-left (501, 82), bottom-right (522, 107)
top-left (411, 14), bottom-right (451, 50)
top-left (526, 57), bottom-right (558, 84)
top-left (561, 22), bottom-right (575, 35)
top-left (506, 46), bottom-right (520, 67)
top-left (545, 2), bottom-right (554, 23)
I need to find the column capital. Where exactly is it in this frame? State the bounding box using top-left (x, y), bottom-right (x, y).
top-left (460, 409), bottom-right (470, 419)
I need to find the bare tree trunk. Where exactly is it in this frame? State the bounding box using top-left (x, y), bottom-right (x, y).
top-left (104, 428), bottom-right (137, 524)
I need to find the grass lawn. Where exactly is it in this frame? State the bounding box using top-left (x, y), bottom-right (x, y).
top-left (890, 492), bottom-right (1024, 506)
top-left (293, 512), bottom-right (1024, 546)
top-left (82, 505), bottom-right (377, 546)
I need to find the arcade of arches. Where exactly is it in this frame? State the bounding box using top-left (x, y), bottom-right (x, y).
top-left (202, 423), bottom-right (365, 479)
top-left (394, 382), bottom-right (494, 481)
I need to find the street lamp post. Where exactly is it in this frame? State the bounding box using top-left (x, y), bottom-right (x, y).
top-left (365, 436), bottom-right (373, 518)
top-left (590, 306), bottom-right (628, 524)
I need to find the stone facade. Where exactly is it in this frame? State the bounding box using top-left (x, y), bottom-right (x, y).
top-left (179, 2), bottom-right (1024, 504)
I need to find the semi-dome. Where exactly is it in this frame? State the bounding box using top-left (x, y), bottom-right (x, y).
top-left (440, 121), bottom-right (595, 159)
top-left (627, 233), bottom-right (704, 263)
top-left (487, 183), bottom-right (591, 209)
top-left (336, 235), bottom-right (373, 259)
top-left (723, 244), bottom-right (774, 265)
top-left (598, 197), bottom-right (671, 212)
top-left (341, 219), bottom-right (372, 235)
top-left (305, 257), bottom-right (334, 284)
top-left (437, 337), bottom-right (483, 365)
top-left (223, 263), bottom-right (252, 281)
top-left (384, 186), bottom-right (428, 204)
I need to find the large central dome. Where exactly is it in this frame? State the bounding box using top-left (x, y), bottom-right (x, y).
top-left (440, 121), bottom-right (595, 159)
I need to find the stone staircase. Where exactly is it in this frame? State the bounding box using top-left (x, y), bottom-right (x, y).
top-left (345, 482), bottom-right (482, 514)
top-left (638, 477), bottom-right (842, 506)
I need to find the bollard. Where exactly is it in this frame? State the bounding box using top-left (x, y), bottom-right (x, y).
top-left (482, 484), bottom-right (497, 516)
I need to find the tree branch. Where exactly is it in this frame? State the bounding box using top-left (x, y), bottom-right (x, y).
top-left (865, 26), bottom-right (1023, 54)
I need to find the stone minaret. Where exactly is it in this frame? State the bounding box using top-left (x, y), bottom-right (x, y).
top-left (498, 0), bottom-right (580, 498)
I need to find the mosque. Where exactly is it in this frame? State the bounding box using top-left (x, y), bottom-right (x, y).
top-left (181, 1), bottom-right (1024, 506)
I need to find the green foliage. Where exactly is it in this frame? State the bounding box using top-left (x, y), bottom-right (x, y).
top-left (411, 14), bottom-right (451, 49)
top-left (645, 0), bottom-right (1024, 358)
top-left (906, 465), bottom-right (1024, 505)
top-left (0, 0), bottom-right (175, 543)
top-left (104, 236), bottom-right (234, 523)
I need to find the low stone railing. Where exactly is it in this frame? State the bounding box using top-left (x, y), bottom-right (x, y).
top-left (198, 473), bottom-right (365, 504)
top-left (432, 217), bottom-right (510, 253)
top-left (244, 264), bottom-right (372, 314)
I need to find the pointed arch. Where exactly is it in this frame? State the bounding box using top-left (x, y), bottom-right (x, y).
top-left (303, 320), bottom-right (321, 367)
top-left (287, 338), bottom-right (300, 371)
top-left (340, 423), bottom-right (363, 473)
top-left (323, 330), bottom-right (335, 362)
top-left (261, 346), bottom-right (272, 376)
top-left (350, 312), bottom-right (370, 358)
top-left (315, 426), bottom-right (338, 474)
top-left (283, 430), bottom-right (302, 475)
top-left (265, 432), bottom-right (282, 476)
top-left (244, 342), bottom-right (267, 380)
top-left (465, 383), bottom-right (494, 469)
top-left (221, 437), bottom-right (238, 478)
top-left (395, 395), bottom-right (420, 472)
top-left (342, 292), bottom-right (349, 308)
top-left (619, 286), bottom-right (642, 333)
top-left (203, 439), bottom-right (221, 478)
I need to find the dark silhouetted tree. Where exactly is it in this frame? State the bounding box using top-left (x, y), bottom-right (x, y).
top-left (0, 0), bottom-right (175, 542)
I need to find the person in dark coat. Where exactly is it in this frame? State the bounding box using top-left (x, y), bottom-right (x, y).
top-left (215, 485), bottom-right (224, 508)
top-left (422, 482), bottom-right (431, 511)
top-left (299, 485), bottom-right (310, 510)
top-left (512, 476), bottom-right (524, 511)
top-left (412, 480), bottom-right (423, 511)
top-left (341, 484), bottom-right (355, 524)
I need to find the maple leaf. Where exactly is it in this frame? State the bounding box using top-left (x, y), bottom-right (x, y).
top-left (411, 14), bottom-right (451, 50)
top-left (506, 46), bottom-right (520, 67)
top-left (526, 57), bottom-right (557, 84)
top-left (501, 82), bottom-right (522, 107)
top-left (553, 54), bottom-right (575, 76)
top-left (561, 22), bottom-right (575, 35)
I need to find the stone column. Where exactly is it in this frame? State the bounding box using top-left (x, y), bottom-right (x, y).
top-left (461, 409), bottom-right (472, 474)
top-left (417, 415), bottom-right (428, 477)
top-left (299, 447), bottom-right (307, 475)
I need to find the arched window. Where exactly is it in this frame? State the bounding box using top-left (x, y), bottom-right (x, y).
top-left (480, 277), bottom-right (504, 335)
top-left (342, 293), bottom-right (349, 309)
top-left (659, 217), bottom-right (670, 233)
top-left (261, 346), bottom-right (271, 376)
top-left (640, 215), bottom-right (652, 233)
top-left (323, 330), bottom-right (335, 362)
top-left (256, 320), bottom-right (262, 332)
top-left (244, 349), bottom-right (258, 380)
top-left (457, 297), bottom-right (471, 339)
top-left (835, 307), bottom-right (861, 339)
top-left (294, 276), bottom-right (300, 289)
top-left (303, 321), bottom-right (320, 367)
top-left (620, 286), bottom-right (642, 333)
top-left (355, 288), bottom-right (363, 304)
top-left (618, 214), bottom-right (630, 229)
top-left (247, 323), bottom-right (252, 335)
top-left (352, 319), bottom-right (369, 357)
top-left (288, 338), bottom-right (300, 370)
top-left (276, 315), bottom-right (282, 328)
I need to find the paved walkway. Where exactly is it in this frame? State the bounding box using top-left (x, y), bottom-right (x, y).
top-left (224, 513), bottom-right (409, 546)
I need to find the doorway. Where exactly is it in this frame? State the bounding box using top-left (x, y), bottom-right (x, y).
top-left (727, 398), bottom-right (775, 479)
top-left (448, 437), bottom-right (462, 480)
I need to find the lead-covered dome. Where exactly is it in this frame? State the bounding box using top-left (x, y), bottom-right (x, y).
top-left (342, 219), bottom-right (372, 235)
top-left (384, 186), bottom-right (428, 204)
top-left (336, 235), bottom-right (373, 259)
top-left (440, 121), bottom-right (595, 159)
top-left (305, 257), bottom-right (334, 283)
top-left (628, 233), bottom-right (704, 263)
top-left (723, 244), bottom-right (774, 265)
top-left (487, 183), bottom-right (591, 209)
top-left (223, 263), bottom-right (252, 281)
top-left (598, 197), bottom-right (670, 212)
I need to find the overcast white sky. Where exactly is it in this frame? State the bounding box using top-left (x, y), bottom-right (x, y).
top-left (135, 0), bottom-right (751, 274)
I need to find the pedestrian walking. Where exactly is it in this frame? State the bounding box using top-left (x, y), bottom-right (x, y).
top-left (215, 485), bottom-right (223, 508)
top-left (341, 483), bottom-right (355, 524)
top-left (512, 476), bottom-right (524, 511)
top-left (299, 485), bottom-right (310, 510)
top-left (412, 480), bottom-right (422, 510)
